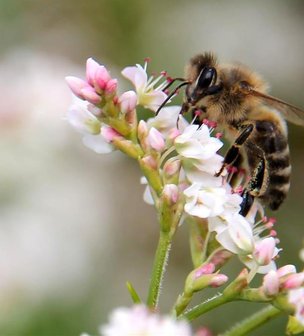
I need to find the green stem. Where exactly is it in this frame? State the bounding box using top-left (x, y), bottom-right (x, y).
top-left (179, 293), bottom-right (230, 322)
top-left (146, 232), bottom-right (173, 309)
top-left (221, 305), bottom-right (282, 336)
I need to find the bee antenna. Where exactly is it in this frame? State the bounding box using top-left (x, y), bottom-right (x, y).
top-left (162, 77), bottom-right (187, 91)
top-left (155, 81), bottom-right (191, 116)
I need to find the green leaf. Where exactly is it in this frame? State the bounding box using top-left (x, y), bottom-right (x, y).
top-left (126, 281), bottom-right (141, 304)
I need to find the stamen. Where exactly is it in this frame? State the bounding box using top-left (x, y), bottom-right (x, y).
top-left (216, 132), bottom-right (222, 139)
top-left (160, 71), bottom-right (167, 76)
top-left (270, 230), bottom-right (277, 237)
top-left (144, 57), bottom-right (150, 72)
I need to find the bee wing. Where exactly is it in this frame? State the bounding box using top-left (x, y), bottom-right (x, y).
top-left (250, 89), bottom-right (304, 127)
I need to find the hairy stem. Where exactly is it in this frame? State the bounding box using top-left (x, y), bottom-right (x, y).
top-left (178, 293), bottom-right (230, 322)
top-left (146, 232), bottom-right (172, 309)
top-left (221, 305), bottom-right (282, 336)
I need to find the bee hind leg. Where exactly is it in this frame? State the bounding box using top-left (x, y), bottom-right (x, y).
top-left (215, 123), bottom-right (254, 177)
top-left (239, 152), bottom-right (267, 216)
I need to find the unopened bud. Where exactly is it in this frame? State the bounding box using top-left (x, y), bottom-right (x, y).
top-left (86, 58), bottom-right (99, 86)
top-left (263, 270), bottom-right (279, 296)
top-left (277, 265), bottom-right (297, 278)
top-left (254, 237), bottom-right (276, 266)
top-left (162, 184), bottom-right (179, 205)
top-left (163, 159), bottom-right (182, 185)
top-left (140, 156), bottom-right (162, 195)
top-left (95, 65), bottom-right (111, 91)
top-left (81, 87), bottom-right (102, 104)
top-left (193, 264), bottom-right (215, 279)
top-left (284, 273), bottom-right (304, 290)
top-left (65, 76), bottom-right (88, 99)
top-left (118, 91), bottom-right (138, 113)
top-left (148, 127), bottom-right (166, 152)
top-left (210, 274), bottom-right (229, 288)
top-left (100, 126), bottom-right (120, 142)
top-left (105, 79), bottom-right (118, 100)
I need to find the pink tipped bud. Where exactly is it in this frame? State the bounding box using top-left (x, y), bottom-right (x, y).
top-left (162, 184), bottom-right (179, 205)
top-left (65, 76), bottom-right (89, 99)
top-left (100, 126), bottom-right (120, 142)
top-left (95, 65), bottom-right (111, 90)
top-left (86, 58), bottom-right (100, 86)
top-left (163, 160), bottom-right (181, 177)
top-left (168, 128), bottom-right (181, 142)
top-left (105, 79), bottom-right (118, 98)
top-left (80, 87), bottom-right (102, 104)
top-left (277, 265), bottom-right (297, 278)
top-left (148, 127), bottom-right (166, 152)
top-left (210, 274), bottom-right (228, 288)
top-left (284, 273), bottom-right (304, 289)
top-left (254, 237), bottom-right (276, 266)
top-left (195, 327), bottom-right (213, 336)
top-left (138, 120), bottom-right (148, 138)
top-left (193, 264), bottom-right (216, 279)
top-left (141, 155), bottom-right (157, 170)
top-left (263, 270), bottom-right (279, 296)
top-left (118, 91), bottom-right (138, 113)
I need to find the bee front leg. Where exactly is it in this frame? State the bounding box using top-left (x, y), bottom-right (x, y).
top-left (215, 123), bottom-right (254, 177)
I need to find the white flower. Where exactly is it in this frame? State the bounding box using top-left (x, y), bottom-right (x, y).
top-left (184, 183), bottom-right (227, 218)
top-left (147, 105), bottom-right (185, 137)
top-left (212, 213), bottom-right (254, 255)
top-left (175, 124), bottom-right (223, 160)
top-left (100, 305), bottom-right (192, 336)
top-left (289, 288), bottom-right (304, 326)
top-left (66, 97), bottom-right (116, 154)
top-left (121, 63), bottom-right (167, 110)
top-left (175, 124), bottom-right (225, 185)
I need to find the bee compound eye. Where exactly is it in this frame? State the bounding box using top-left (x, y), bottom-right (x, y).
top-left (196, 67), bottom-right (215, 90)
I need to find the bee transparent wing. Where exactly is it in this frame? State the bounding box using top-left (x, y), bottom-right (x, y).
top-left (250, 89), bottom-right (304, 127)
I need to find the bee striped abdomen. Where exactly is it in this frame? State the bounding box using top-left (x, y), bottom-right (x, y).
top-left (254, 119), bottom-right (291, 210)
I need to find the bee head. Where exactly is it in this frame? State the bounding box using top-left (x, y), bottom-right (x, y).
top-left (183, 53), bottom-right (223, 112)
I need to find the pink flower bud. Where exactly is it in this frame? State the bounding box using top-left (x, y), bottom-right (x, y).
top-left (138, 120), bottom-right (148, 137)
top-left (86, 58), bottom-right (100, 86)
top-left (65, 76), bottom-right (89, 99)
top-left (148, 127), bottom-right (166, 152)
top-left (254, 237), bottom-right (276, 266)
top-left (105, 79), bottom-right (118, 98)
top-left (163, 160), bottom-right (181, 177)
top-left (95, 65), bottom-right (111, 90)
top-left (100, 126), bottom-right (120, 142)
top-left (141, 155), bottom-right (158, 170)
top-left (118, 91), bottom-right (138, 113)
top-left (277, 265), bottom-right (297, 278)
top-left (284, 273), bottom-right (304, 290)
top-left (193, 264), bottom-right (215, 279)
top-left (210, 274), bottom-right (228, 288)
top-left (162, 184), bottom-right (179, 205)
top-left (80, 87), bottom-right (102, 105)
top-left (263, 270), bottom-right (279, 296)
top-left (195, 327), bottom-right (213, 336)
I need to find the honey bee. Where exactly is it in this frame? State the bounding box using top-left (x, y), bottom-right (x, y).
top-left (159, 52), bottom-right (304, 216)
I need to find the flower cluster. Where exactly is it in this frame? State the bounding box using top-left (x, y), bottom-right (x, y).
top-left (66, 57), bottom-right (303, 333)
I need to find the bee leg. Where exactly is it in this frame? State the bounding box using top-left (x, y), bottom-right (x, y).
top-left (215, 124), bottom-right (254, 177)
top-left (239, 188), bottom-right (255, 216)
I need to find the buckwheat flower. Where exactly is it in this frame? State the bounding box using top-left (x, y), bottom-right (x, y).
top-left (289, 288), bottom-right (304, 326)
top-left (214, 213), bottom-right (254, 255)
top-left (147, 105), bottom-right (184, 137)
top-left (121, 62), bottom-right (167, 110)
top-left (175, 124), bottom-right (223, 161)
top-left (66, 97), bottom-right (116, 154)
top-left (100, 305), bottom-right (192, 336)
top-left (184, 183), bottom-right (227, 218)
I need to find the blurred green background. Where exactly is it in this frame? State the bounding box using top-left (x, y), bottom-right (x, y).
top-left (1, 0), bottom-right (304, 335)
